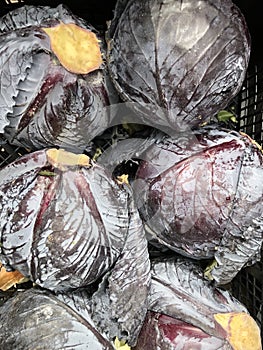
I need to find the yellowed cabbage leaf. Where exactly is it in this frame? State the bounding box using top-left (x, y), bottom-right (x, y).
top-left (214, 312), bottom-right (261, 350)
top-left (46, 148), bottom-right (90, 170)
top-left (114, 337), bottom-right (131, 350)
top-left (0, 263), bottom-right (28, 291)
top-left (42, 22), bottom-right (103, 74)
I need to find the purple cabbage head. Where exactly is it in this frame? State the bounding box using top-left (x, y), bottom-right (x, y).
top-left (133, 125), bottom-right (263, 285)
top-left (106, 0), bottom-right (250, 130)
top-left (0, 4), bottom-right (118, 152)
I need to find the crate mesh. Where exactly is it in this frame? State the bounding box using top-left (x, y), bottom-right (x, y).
top-left (231, 62), bottom-right (263, 338)
top-left (236, 64), bottom-right (263, 146)
top-left (232, 262), bottom-right (263, 333)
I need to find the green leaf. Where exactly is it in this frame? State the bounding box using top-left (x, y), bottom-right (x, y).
top-left (217, 110), bottom-right (237, 123)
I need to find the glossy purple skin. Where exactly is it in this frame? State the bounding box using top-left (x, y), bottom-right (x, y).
top-left (0, 4), bottom-right (116, 152)
top-left (134, 126), bottom-right (263, 284)
top-left (107, 0), bottom-right (250, 130)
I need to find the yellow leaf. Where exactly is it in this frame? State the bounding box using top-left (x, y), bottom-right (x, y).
top-left (46, 148), bottom-right (90, 170)
top-left (0, 263), bottom-right (28, 291)
top-left (204, 259), bottom-right (218, 280)
top-left (214, 312), bottom-right (262, 350)
top-left (114, 337), bottom-right (131, 350)
top-left (116, 174), bottom-right (129, 185)
top-left (42, 22), bottom-right (103, 74)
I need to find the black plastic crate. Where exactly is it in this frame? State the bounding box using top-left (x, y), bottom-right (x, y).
top-left (231, 61), bottom-right (263, 339)
top-left (236, 64), bottom-right (263, 146)
top-left (230, 2), bottom-right (263, 336)
top-left (232, 259), bottom-right (263, 335)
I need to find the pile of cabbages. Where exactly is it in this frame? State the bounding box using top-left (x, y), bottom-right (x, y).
top-left (0, 1), bottom-right (262, 349)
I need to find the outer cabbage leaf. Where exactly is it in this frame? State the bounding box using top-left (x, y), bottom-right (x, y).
top-left (89, 196), bottom-right (151, 346)
top-left (107, 0), bottom-right (250, 130)
top-left (65, 186), bottom-right (151, 347)
top-left (0, 150), bottom-right (144, 287)
top-left (0, 27), bottom-right (50, 132)
top-left (0, 149), bottom-right (126, 290)
top-left (133, 125), bottom-right (263, 284)
top-left (4, 62), bottom-right (112, 152)
top-left (148, 257), bottom-right (247, 332)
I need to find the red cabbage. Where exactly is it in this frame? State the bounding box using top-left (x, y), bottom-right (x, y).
top-left (0, 148), bottom-right (150, 343)
top-left (133, 125), bottom-right (263, 285)
top-left (0, 4), bottom-right (117, 152)
top-left (106, 0), bottom-right (250, 130)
